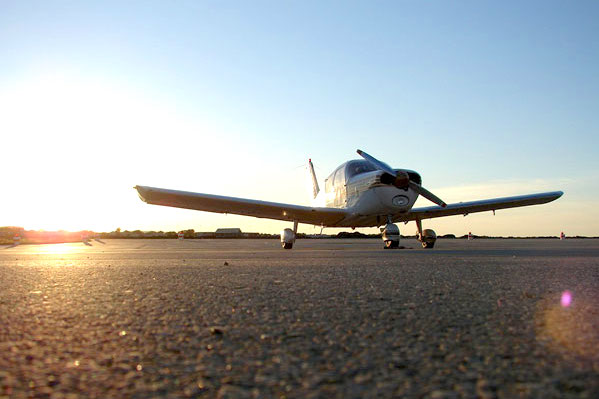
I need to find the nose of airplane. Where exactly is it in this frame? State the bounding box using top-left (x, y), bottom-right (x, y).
top-left (374, 186), bottom-right (413, 210)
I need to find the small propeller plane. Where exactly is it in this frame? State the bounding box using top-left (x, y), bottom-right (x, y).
top-left (135, 150), bottom-right (563, 249)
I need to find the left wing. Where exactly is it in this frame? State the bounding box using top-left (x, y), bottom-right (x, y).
top-left (135, 185), bottom-right (348, 226)
top-left (396, 191), bottom-right (563, 222)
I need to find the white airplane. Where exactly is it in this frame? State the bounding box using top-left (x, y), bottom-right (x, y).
top-left (135, 150), bottom-right (563, 249)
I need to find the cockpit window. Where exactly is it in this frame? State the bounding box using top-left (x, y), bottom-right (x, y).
top-left (345, 161), bottom-right (377, 179)
top-left (334, 167), bottom-right (345, 187)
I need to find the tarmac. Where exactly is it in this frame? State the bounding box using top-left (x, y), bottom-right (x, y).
top-left (1, 238), bottom-right (598, 398)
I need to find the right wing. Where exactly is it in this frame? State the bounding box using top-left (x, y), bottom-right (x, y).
top-left (135, 185), bottom-right (348, 226)
top-left (397, 191), bottom-right (563, 222)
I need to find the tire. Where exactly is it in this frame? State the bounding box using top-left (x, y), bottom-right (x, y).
top-left (422, 241), bottom-right (435, 249)
top-left (282, 242), bottom-right (293, 249)
top-left (384, 240), bottom-right (399, 249)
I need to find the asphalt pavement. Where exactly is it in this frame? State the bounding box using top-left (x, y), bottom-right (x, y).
top-left (1, 238), bottom-right (598, 398)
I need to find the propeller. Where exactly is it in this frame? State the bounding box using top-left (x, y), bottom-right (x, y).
top-left (357, 149), bottom-right (447, 208)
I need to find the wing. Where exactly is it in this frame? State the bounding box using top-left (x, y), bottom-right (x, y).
top-left (135, 185), bottom-right (348, 226)
top-left (396, 191), bottom-right (563, 222)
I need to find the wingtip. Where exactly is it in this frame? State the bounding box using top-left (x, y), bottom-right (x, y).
top-left (547, 191), bottom-right (564, 201)
top-left (135, 185), bottom-right (149, 203)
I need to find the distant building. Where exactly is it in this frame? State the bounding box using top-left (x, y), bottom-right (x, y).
top-left (195, 229), bottom-right (273, 239)
top-left (214, 228), bottom-right (243, 238)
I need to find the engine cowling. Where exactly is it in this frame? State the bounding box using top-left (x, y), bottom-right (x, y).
top-left (380, 171), bottom-right (410, 189)
top-left (280, 228), bottom-right (296, 249)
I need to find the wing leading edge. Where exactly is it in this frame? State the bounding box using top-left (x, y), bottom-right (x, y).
top-left (397, 191), bottom-right (563, 222)
top-left (135, 185), bottom-right (348, 226)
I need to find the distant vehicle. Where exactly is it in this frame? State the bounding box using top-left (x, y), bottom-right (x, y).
top-left (135, 150), bottom-right (563, 249)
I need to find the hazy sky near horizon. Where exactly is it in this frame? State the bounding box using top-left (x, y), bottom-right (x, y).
top-left (1, 1), bottom-right (598, 236)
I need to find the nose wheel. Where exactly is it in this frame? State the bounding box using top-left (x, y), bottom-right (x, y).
top-left (381, 220), bottom-right (400, 249)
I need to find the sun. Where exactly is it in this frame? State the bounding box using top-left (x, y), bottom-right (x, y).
top-left (0, 73), bottom-right (140, 233)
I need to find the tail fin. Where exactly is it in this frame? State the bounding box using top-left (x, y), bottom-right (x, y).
top-left (307, 158), bottom-right (320, 199)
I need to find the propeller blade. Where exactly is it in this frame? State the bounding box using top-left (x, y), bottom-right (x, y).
top-left (356, 149), bottom-right (396, 176)
top-left (408, 181), bottom-right (447, 208)
top-left (357, 149), bottom-right (447, 207)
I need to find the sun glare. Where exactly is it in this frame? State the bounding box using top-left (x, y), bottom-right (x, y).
top-left (0, 72), bottom-right (241, 233)
top-left (29, 243), bottom-right (82, 255)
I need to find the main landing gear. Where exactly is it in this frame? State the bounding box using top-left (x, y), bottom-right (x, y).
top-left (280, 220), bottom-right (298, 249)
top-left (416, 219), bottom-right (437, 249)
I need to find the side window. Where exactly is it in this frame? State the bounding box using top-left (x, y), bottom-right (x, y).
top-left (334, 168), bottom-right (344, 187)
top-left (325, 177), bottom-right (333, 193)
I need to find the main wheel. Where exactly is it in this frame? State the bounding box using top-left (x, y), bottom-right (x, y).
top-left (422, 241), bottom-right (435, 249)
top-left (384, 240), bottom-right (399, 249)
top-left (282, 242), bottom-right (293, 249)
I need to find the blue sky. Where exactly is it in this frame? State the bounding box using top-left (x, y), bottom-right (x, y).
top-left (1, 1), bottom-right (597, 235)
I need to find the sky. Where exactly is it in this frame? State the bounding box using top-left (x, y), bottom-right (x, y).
top-left (1, 1), bottom-right (598, 236)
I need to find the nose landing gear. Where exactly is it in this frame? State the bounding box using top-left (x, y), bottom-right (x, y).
top-left (381, 216), bottom-right (400, 249)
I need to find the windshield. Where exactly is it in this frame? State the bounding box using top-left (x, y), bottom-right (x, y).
top-left (345, 160), bottom-right (377, 179)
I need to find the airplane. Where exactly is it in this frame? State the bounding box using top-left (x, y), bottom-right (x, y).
top-left (134, 150), bottom-right (563, 249)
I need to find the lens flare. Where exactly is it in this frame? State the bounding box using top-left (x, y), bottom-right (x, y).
top-left (560, 290), bottom-right (572, 307)
top-left (535, 290), bottom-right (599, 361)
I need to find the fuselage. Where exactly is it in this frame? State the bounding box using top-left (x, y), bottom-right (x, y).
top-left (323, 160), bottom-right (421, 227)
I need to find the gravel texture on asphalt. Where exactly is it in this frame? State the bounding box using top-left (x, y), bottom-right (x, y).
top-left (1, 238), bottom-right (598, 398)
